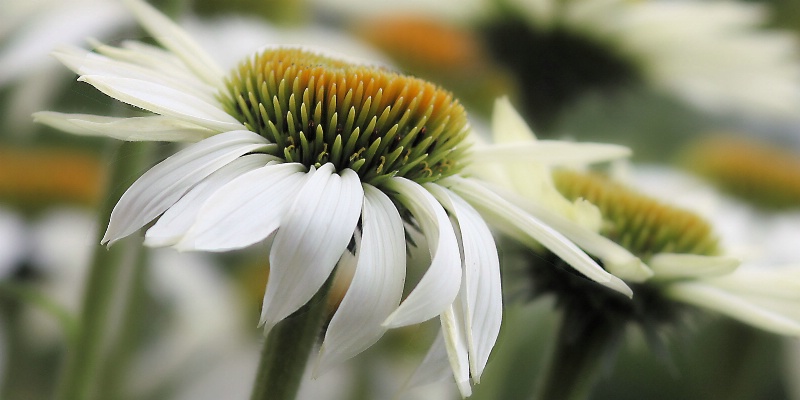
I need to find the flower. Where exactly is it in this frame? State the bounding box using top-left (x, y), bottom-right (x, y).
top-left (481, 0), bottom-right (800, 126)
top-left (680, 135), bottom-right (800, 211)
top-left (34, 0), bottom-right (634, 395)
top-left (481, 101), bottom-right (800, 349)
top-left (624, 165), bottom-right (800, 334)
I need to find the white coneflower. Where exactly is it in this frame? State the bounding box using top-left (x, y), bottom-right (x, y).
top-left (478, 102), bottom-right (800, 399)
top-left (482, 0), bottom-right (800, 125)
top-left (34, 0), bottom-right (633, 395)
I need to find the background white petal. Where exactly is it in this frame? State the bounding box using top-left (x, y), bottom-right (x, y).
top-left (259, 165), bottom-right (364, 334)
top-left (382, 178), bottom-right (462, 328)
top-left (406, 332), bottom-right (453, 392)
top-left (472, 141), bottom-right (632, 166)
top-left (666, 282), bottom-right (800, 336)
top-left (315, 184), bottom-right (406, 374)
top-left (649, 253), bottom-right (740, 280)
top-left (444, 176), bottom-right (632, 297)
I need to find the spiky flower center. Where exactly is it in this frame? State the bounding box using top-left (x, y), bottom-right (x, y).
top-left (220, 48), bottom-right (471, 186)
top-left (553, 170), bottom-right (719, 260)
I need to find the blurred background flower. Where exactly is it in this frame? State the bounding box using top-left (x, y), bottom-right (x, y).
top-left (3, 0), bottom-right (800, 399)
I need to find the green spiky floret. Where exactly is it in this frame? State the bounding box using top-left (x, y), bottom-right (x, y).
top-left (220, 48), bottom-right (471, 186)
top-left (553, 170), bottom-right (719, 260)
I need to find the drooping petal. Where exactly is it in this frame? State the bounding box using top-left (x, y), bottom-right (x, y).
top-left (494, 184), bottom-right (652, 282)
top-left (441, 306), bottom-right (472, 398)
top-left (32, 112), bottom-right (216, 142)
top-left (443, 176), bottom-right (632, 297)
top-left (144, 154), bottom-right (276, 247)
top-left (315, 184), bottom-right (406, 374)
top-left (77, 75), bottom-right (244, 133)
top-left (666, 281), bottom-right (800, 336)
top-left (122, 0), bottom-right (226, 88)
top-left (259, 165), bottom-right (364, 334)
top-left (405, 318), bottom-right (471, 398)
top-left (649, 253), bottom-right (740, 280)
top-left (175, 162), bottom-right (306, 251)
top-left (382, 177), bottom-right (462, 328)
top-left (406, 332), bottom-right (452, 391)
top-left (103, 130), bottom-right (272, 245)
top-left (426, 183), bottom-right (501, 382)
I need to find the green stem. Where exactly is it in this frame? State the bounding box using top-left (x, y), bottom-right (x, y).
top-left (249, 278), bottom-right (333, 400)
top-left (533, 307), bottom-right (622, 400)
top-left (95, 249), bottom-right (150, 400)
top-left (55, 141), bottom-right (151, 400)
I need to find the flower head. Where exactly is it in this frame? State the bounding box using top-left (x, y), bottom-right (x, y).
top-left (481, 0), bottom-right (800, 126)
top-left (35, 0), bottom-right (635, 395)
top-left (481, 101), bottom-right (800, 341)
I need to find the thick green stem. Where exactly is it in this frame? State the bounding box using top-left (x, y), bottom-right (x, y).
top-left (55, 141), bottom-right (151, 400)
top-left (533, 308), bottom-right (621, 400)
top-left (249, 278), bottom-right (333, 400)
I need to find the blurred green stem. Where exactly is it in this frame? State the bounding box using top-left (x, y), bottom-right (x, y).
top-left (249, 277), bottom-right (333, 400)
top-left (95, 248), bottom-right (150, 400)
top-left (55, 141), bottom-right (151, 400)
top-left (533, 307), bottom-right (620, 400)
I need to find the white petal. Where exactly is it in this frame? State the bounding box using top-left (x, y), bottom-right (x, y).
top-left (382, 178), bottom-right (462, 328)
top-left (78, 75), bottom-right (244, 133)
top-left (491, 96), bottom-right (539, 143)
top-left (441, 307), bottom-right (472, 398)
top-left (315, 184), bottom-right (406, 374)
top-left (33, 112), bottom-right (215, 142)
top-left (649, 253), bottom-right (741, 280)
top-left (122, 0), bottom-right (226, 88)
top-left (52, 45), bottom-right (218, 102)
top-left (472, 141), bottom-right (632, 166)
top-left (406, 332), bottom-right (452, 391)
top-left (0, 1), bottom-right (130, 85)
top-left (144, 154), bottom-right (275, 247)
top-left (103, 130), bottom-right (272, 245)
top-left (90, 39), bottom-right (193, 78)
top-left (426, 184), bottom-right (501, 382)
top-left (490, 184), bottom-right (652, 282)
top-left (486, 96), bottom-right (631, 163)
top-left (707, 267), bottom-right (800, 300)
top-left (443, 176), bottom-right (632, 297)
top-left (176, 162), bottom-right (307, 251)
top-left (259, 165), bottom-right (364, 333)
top-left (666, 282), bottom-right (800, 336)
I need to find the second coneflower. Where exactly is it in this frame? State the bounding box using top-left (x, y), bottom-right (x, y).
top-left (476, 103), bottom-right (800, 400)
top-left (34, 0), bottom-right (634, 397)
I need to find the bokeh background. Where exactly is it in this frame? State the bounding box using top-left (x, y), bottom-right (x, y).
top-left (2, 0), bottom-right (800, 399)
